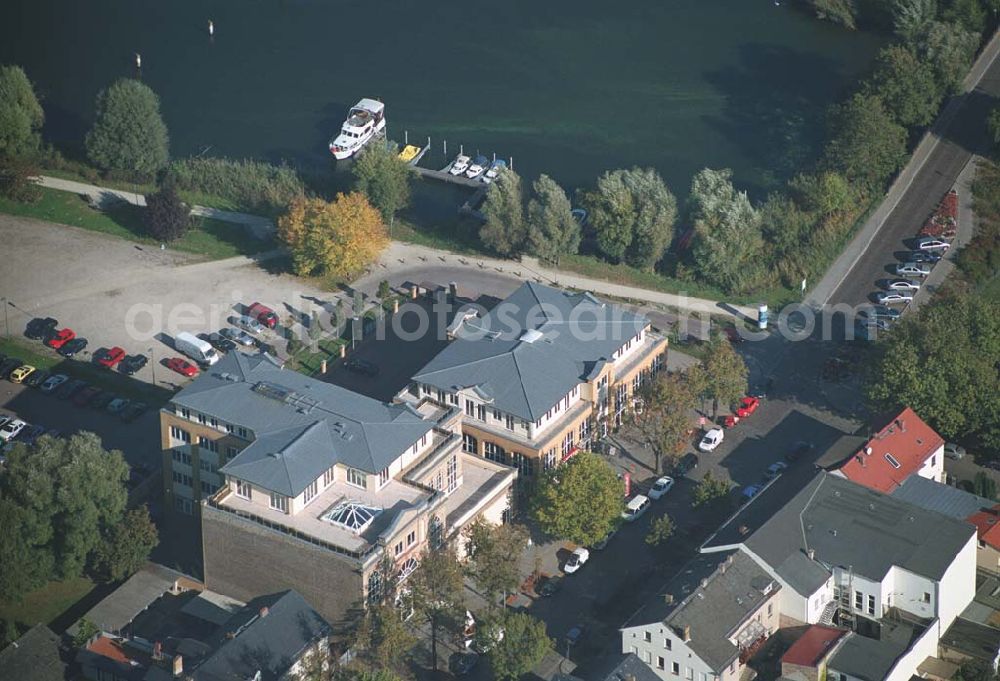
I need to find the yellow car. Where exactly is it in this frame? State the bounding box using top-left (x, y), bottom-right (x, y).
top-left (398, 144), bottom-right (421, 163)
top-left (10, 365), bottom-right (35, 384)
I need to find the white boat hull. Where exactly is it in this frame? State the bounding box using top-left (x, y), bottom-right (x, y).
top-left (329, 118), bottom-right (386, 160)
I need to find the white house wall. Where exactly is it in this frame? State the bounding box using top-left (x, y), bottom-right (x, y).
top-left (884, 566), bottom-right (937, 622)
top-left (621, 623), bottom-right (719, 681)
top-left (935, 532), bottom-right (977, 632)
top-left (916, 444), bottom-right (944, 483)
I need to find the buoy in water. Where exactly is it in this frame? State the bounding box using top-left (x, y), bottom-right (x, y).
top-left (135, 53), bottom-right (142, 69)
top-left (208, 20), bottom-right (214, 36)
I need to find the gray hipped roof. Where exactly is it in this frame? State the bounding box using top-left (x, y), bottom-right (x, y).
top-left (413, 282), bottom-right (649, 421)
top-left (624, 551), bottom-right (779, 672)
top-left (173, 352), bottom-right (433, 496)
top-left (703, 472), bottom-right (976, 595)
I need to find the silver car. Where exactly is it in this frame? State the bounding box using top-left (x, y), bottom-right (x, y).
top-left (916, 237), bottom-right (950, 251)
top-left (895, 262), bottom-right (931, 277)
top-left (887, 279), bottom-right (921, 291)
top-left (220, 327), bottom-right (255, 346)
top-left (876, 291), bottom-right (914, 304)
top-left (860, 305), bottom-right (902, 321)
top-left (233, 315), bottom-right (266, 335)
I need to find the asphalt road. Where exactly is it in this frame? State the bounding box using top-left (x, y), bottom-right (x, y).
top-left (828, 62), bottom-right (1000, 306)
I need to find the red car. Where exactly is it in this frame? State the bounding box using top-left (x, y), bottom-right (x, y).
top-left (96, 346), bottom-right (126, 368)
top-left (46, 328), bottom-right (76, 349)
top-left (736, 396), bottom-right (760, 418)
top-left (247, 302), bottom-right (278, 329)
top-left (166, 357), bottom-right (199, 377)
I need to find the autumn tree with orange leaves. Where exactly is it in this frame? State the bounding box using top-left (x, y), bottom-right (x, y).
top-left (278, 192), bottom-right (388, 278)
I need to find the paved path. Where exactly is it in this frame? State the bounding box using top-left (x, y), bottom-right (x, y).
top-left (806, 27), bottom-right (1000, 308)
top-left (36, 175), bottom-right (276, 239)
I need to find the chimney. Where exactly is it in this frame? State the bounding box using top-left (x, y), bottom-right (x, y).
top-left (259, 606), bottom-right (270, 618)
top-left (664, 593), bottom-right (674, 605)
top-left (808, 549), bottom-right (815, 560)
top-left (172, 655), bottom-right (184, 677)
top-left (897, 418), bottom-right (905, 432)
top-left (682, 625), bottom-right (691, 642)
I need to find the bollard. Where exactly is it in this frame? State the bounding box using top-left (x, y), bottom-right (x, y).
top-left (321, 359), bottom-right (327, 374)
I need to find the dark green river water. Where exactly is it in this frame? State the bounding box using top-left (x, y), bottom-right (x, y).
top-left (1, 0), bottom-right (883, 196)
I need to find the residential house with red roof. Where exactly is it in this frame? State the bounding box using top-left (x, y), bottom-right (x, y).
top-left (780, 625), bottom-right (847, 681)
top-left (827, 408), bottom-right (944, 494)
top-left (967, 506), bottom-right (1000, 572)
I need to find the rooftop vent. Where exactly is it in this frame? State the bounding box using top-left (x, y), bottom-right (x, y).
top-left (865, 446), bottom-right (873, 456)
top-left (519, 329), bottom-right (544, 343)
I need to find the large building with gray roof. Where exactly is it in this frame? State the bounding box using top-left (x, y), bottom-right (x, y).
top-left (404, 282), bottom-right (667, 480)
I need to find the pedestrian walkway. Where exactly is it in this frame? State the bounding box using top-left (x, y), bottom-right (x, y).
top-left (36, 175), bottom-right (275, 239)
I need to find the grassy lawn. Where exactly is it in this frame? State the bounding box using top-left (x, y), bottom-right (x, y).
top-left (288, 338), bottom-right (347, 376)
top-left (0, 576), bottom-right (95, 629)
top-left (0, 187), bottom-right (275, 260)
top-left (0, 337), bottom-right (173, 406)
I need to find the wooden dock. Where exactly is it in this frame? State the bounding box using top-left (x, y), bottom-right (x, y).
top-left (411, 163), bottom-right (486, 189)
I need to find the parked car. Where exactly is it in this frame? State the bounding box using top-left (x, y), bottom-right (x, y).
top-left (40, 373), bottom-right (69, 393)
top-left (698, 427), bottom-right (725, 452)
top-left (765, 461), bottom-right (788, 479)
top-left (876, 291), bottom-right (914, 305)
top-left (9, 365), bottom-right (35, 383)
top-left (107, 398), bottom-right (130, 414)
top-left (204, 332), bottom-right (237, 354)
top-left (247, 302), bottom-right (279, 329)
top-left (916, 237), bottom-right (951, 251)
top-left (121, 402), bottom-right (148, 423)
top-left (344, 358), bottom-right (379, 377)
top-left (537, 575), bottom-right (562, 597)
top-left (0, 358), bottom-right (23, 379)
top-left (220, 327), bottom-right (255, 347)
top-left (622, 494), bottom-right (651, 522)
top-left (120, 354), bottom-right (149, 375)
top-left (908, 250), bottom-right (942, 264)
top-left (73, 386), bottom-right (102, 406)
top-left (786, 440), bottom-right (814, 462)
top-left (566, 624), bottom-right (587, 646)
top-left (674, 452), bottom-right (699, 476)
top-left (95, 346), bottom-right (126, 368)
top-left (741, 484), bottom-right (763, 502)
top-left (233, 315), bottom-right (266, 335)
top-left (887, 279), bottom-right (921, 291)
top-left (58, 337), bottom-right (88, 358)
top-left (859, 305), bottom-right (901, 322)
top-left (895, 262), bottom-right (931, 277)
top-left (736, 396), bottom-right (760, 418)
top-left (176, 332), bottom-right (220, 367)
top-left (19, 424), bottom-right (45, 446)
top-left (944, 443), bottom-right (967, 461)
top-left (648, 476), bottom-right (675, 500)
top-left (56, 379), bottom-right (87, 400)
top-left (0, 419), bottom-right (27, 442)
top-left (449, 652), bottom-right (479, 676)
top-left (563, 547), bottom-right (590, 574)
top-left (166, 357), bottom-right (199, 377)
top-left (46, 328), bottom-right (75, 349)
top-left (24, 317), bottom-right (57, 340)
top-left (24, 369), bottom-right (49, 388)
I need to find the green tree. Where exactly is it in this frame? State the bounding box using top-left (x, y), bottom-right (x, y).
top-left (824, 93), bottom-right (907, 189)
top-left (646, 515), bottom-right (676, 547)
top-left (527, 174), bottom-right (580, 265)
top-left (72, 618), bottom-right (100, 648)
top-left (634, 372), bottom-right (697, 475)
top-left (582, 167), bottom-right (676, 269)
top-left (377, 280), bottom-right (391, 299)
top-left (480, 170), bottom-right (526, 256)
top-left (487, 611), bottom-right (551, 681)
top-left (409, 547), bottom-right (465, 672)
top-left (144, 177), bottom-right (191, 242)
top-left (531, 451), bottom-right (623, 546)
top-left (703, 336), bottom-right (749, 418)
top-left (692, 471), bottom-right (732, 508)
top-left (0, 154), bottom-right (41, 202)
top-left (463, 518), bottom-right (529, 609)
top-left (335, 671), bottom-right (403, 681)
top-left (893, 0), bottom-right (937, 44)
top-left (689, 168), bottom-right (764, 293)
top-left (941, 0), bottom-right (987, 34)
top-left (92, 507), bottom-right (159, 581)
top-left (788, 171), bottom-right (854, 218)
top-left (989, 108), bottom-right (1000, 146)
top-left (352, 142), bottom-right (413, 224)
top-left (85, 79), bottom-right (169, 177)
top-left (865, 45), bottom-right (943, 128)
top-left (920, 21), bottom-right (979, 94)
top-left (1, 619), bottom-right (19, 648)
top-left (805, 0), bottom-right (859, 28)
top-left (974, 472), bottom-right (998, 500)
top-left (352, 602), bottom-right (415, 674)
top-left (954, 658), bottom-right (997, 681)
top-left (866, 292), bottom-right (1000, 454)
top-left (0, 65), bottom-right (44, 158)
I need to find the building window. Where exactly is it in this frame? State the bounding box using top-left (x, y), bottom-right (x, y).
top-left (394, 541), bottom-right (404, 557)
top-left (643, 651), bottom-right (651, 664)
top-left (484, 442), bottom-right (507, 465)
top-left (198, 436), bottom-right (218, 453)
top-left (854, 591), bottom-right (863, 610)
top-left (561, 431), bottom-right (575, 457)
top-left (449, 393), bottom-right (459, 406)
top-left (407, 530), bottom-right (416, 546)
top-left (476, 404), bottom-right (486, 421)
top-left (324, 465), bottom-right (336, 487)
top-left (429, 515), bottom-right (444, 549)
top-left (210, 416), bottom-right (218, 428)
top-left (685, 669), bottom-right (693, 680)
top-left (170, 426), bottom-right (191, 444)
top-left (672, 662), bottom-right (680, 676)
top-left (463, 433), bottom-right (478, 454)
top-left (172, 450), bottom-right (192, 465)
top-left (379, 468), bottom-right (390, 486)
top-left (657, 657), bottom-right (665, 670)
top-left (544, 449), bottom-right (557, 470)
top-left (435, 471), bottom-right (443, 490)
top-left (447, 455), bottom-right (458, 493)
top-left (227, 446), bottom-right (239, 461)
top-left (465, 400), bottom-right (475, 417)
top-left (564, 395), bottom-right (570, 410)
top-left (505, 415), bottom-right (515, 431)
top-left (367, 571), bottom-right (382, 605)
top-left (437, 389), bottom-right (445, 404)
top-left (180, 408), bottom-right (191, 419)
top-left (270, 492), bottom-right (288, 513)
top-left (644, 631), bottom-right (652, 642)
top-left (225, 423), bottom-right (235, 434)
top-left (237, 427), bottom-right (249, 439)
top-left (197, 413), bottom-right (207, 425)
top-left (513, 453), bottom-right (534, 478)
top-left (885, 453), bottom-right (901, 469)
top-left (867, 594), bottom-right (875, 616)
top-left (175, 497), bottom-right (193, 514)
top-left (347, 468), bottom-right (367, 489)
top-left (200, 481), bottom-right (216, 496)
top-left (922, 592), bottom-right (931, 603)
top-left (664, 638), bottom-right (671, 651)
top-left (579, 419), bottom-right (591, 443)
top-left (303, 480), bottom-right (319, 504)
top-left (236, 480), bottom-right (251, 499)
top-left (768, 603), bottom-right (773, 616)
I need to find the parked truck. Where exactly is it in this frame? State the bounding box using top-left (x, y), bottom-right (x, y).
top-left (175, 331), bottom-right (220, 367)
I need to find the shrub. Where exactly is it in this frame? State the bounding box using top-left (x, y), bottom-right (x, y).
top-left (144, 178), bottom-right (191, 241)
top-left (0, 155), bottom-right (41, 202)
top-left (167, 157), bottom-right (304, 214)
top-left (377, 280), bottom-right (391, 299)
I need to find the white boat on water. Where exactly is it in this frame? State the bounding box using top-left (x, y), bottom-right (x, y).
top-left (482, 159), bottom-right (506, 184)
top-left (465, 155), bottom-right (489, 179)
top-left (328, 98), bottom-right (386, 160)
top-left (449, 154), bottom-right (471, 176)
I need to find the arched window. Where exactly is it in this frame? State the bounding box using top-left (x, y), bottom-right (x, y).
top-left (367, 570), bottom-right (382, 605)
top-left (398, 557), bottom-right (419, 581)
top-left (429, 515), bottom-right (444, 549)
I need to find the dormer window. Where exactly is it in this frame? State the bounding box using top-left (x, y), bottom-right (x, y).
top-left (347, 468), bottom-right (367, 489)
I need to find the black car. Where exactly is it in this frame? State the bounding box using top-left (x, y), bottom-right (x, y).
top-left (205, 332), bottom-right (237, 354)
top-left (786, 440), bottom-right (815, 462)
top-left (673, 452), bottom-right (699, 477)
top-left (0, 358), bottom-right (24, 379)
top-left (89, 390), bottom-right (117, 410)
top-left (121, 402), bottom-right (148, 423)
top-left (120, 354), bottom-right (149, 375)
top-left (56, 379), bottom-right (87, 400)
top-left (58, 338), bottom-right (88, 358)
top-left (24, 317), bottom-right (58, 340)
top-left (537, 576), bottom-right (562, 597)
top-left (908, 250), bottom-right (943, 264)
top-left (23, 369), bottom-right (49, 388)
top-left (344, 358), bottom-right (379, 377)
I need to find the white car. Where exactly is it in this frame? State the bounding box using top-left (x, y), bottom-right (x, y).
top-left (887, 278), bottom-right (920, 291)
top-left (876, 291), bottom-right (914, 305)
top-left (563, 547), bottom-right (590, 574)
top-left (648, 476), bottom-right (675, 500)
top-left (895, 262), bottom-right (931, 277)
top-left (0, 419), bottom-right (27, 443)
top-left (916, 237), bottom-right (950, 251)
top-left (40, 373), bottom-right (69, 393)
top-left (698, 427), bottom-right (724, 452)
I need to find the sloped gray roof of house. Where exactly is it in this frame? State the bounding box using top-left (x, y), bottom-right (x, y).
top-left (194, 590), bottom-right (330, 681)
top-left (623, 550), bottom-right (779, 672)
top-left (890, 476), bottom-right (993, 520)
top-left (173, 352), bottom-right (433, 496)
top-left (592, 653), bottom-right (664, 681)
top-left (703, 472), bottom-right (975, 594)
top-left (413, 282), bottom-right (649, 421)
top-left (0, 625), bottom-right (67, 681)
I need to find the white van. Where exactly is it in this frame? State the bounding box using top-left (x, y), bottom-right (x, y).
top-left (622, 494), bottom-right (650, 522)
top-left (175, 332), bottom-right (220, 367)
